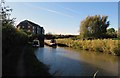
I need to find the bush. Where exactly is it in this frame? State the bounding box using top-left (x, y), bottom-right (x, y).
top-left (2, 25), bottom-right (28, 55)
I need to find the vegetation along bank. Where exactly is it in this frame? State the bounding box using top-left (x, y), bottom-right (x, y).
top-left (57, 39), bottom-right (120, 56)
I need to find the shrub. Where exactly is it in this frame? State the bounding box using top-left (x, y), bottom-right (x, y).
top-left (2, 25), bottom-right (28, 55)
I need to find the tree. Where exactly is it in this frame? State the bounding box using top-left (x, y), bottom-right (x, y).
top-left (80, 15), bottom-right (110, 39)
top-left (1, 0), bottom-right (15, 26)
top-left (107, 28), bottom-right (117, 38)
top-left (2, 1), bottom-right (28, 55)
top-left (107, 28), bottom-right (115, 33)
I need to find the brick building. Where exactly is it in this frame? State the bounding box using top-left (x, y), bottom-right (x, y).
top-left (17, 20), bottom-right (44, 35)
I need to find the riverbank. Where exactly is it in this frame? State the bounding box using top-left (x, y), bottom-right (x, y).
top-left (23, 45), bottom-right (52, 77)
top-left (3, 46), bottom-right (24, 77)
top-left (2, 45), bottom-right (52, 77)
top-left (56, 39), bottom-right (120, 56)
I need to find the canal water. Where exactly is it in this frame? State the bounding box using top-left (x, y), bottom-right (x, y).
top-left (35, 46), bottom-right (119, 76)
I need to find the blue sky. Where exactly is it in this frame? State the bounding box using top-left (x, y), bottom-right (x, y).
top-left (6, 2), bottom-right (118, 35)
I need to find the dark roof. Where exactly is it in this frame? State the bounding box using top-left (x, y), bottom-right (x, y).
top-left (26, 20), bottom-right (40, 27)
top-left (17, 20), bottom-right (42, 28)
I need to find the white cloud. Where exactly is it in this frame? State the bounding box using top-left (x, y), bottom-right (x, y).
top-left (57, 5), bottom-right (80, 15)
top-left (22, 3), bottom-right (74, 18)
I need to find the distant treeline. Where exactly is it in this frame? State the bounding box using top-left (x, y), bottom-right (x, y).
top-left (45, 34), bottom-right (78, 39)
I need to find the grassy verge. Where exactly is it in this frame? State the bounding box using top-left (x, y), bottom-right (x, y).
top-left (56, 39), bottom-right (120, 56)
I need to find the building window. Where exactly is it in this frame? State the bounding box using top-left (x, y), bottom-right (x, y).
top-left (37, 28), bottom-right (40, 34)
top-left (33, 26), bottom-right (34, 29)
top-left (22, 26), bottom-right (24, 28)
top-left (28, 26), bottom-right (31, 28)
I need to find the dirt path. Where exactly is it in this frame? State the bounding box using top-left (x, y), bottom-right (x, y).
top-left (16, 47), bottom-right (26, 77)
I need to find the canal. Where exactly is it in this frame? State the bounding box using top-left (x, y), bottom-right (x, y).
top-left (35, 46), bottom-right (119, 76)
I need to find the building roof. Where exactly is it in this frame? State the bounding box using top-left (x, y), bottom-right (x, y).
top-left (17, 20), bottom-right (43, 28)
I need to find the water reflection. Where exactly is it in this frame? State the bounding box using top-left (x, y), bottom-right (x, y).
top-left (35, 46), bottom-right (119, 76)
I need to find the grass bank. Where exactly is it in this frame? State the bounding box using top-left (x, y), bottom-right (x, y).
top-left (56, 39), bottom-right (120, 56)
top-left (24, 45), bottom-right (52, 77)
top-left (2, 46), bottom-right (24, 77)
top-left (2, 45), bottom-right (52, 77)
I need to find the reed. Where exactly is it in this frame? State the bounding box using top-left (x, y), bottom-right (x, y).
top-left (56, 38), bottom-right (120, 56)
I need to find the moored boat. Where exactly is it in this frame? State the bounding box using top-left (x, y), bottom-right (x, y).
top-left (32, 39), bottom-right (40, 47)
top-left (44, 39), bottom-right (57, 47)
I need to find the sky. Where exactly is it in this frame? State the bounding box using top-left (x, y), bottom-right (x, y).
top-left (5, 1), bottom-right (118, 35)
top-left (5, 0), bottom-right (120, 2)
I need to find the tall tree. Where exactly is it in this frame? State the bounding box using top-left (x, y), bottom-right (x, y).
top-left (1, 0), bottom-right (15, 26)
top-left (80, 15), bottom-right (110, 39)
top-left (2, 1), bottom-right (28, 55)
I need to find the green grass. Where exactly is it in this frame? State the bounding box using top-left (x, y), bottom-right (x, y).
top-left (56, 39), bottom-right (120, 56)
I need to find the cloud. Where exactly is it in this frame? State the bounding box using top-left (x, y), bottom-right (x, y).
top-left (57, 5), bottom-right (80, 15)
top-left (22, 3), bottom-right (74, 18)
top-left (64, 7), bottom-right (80, 14)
